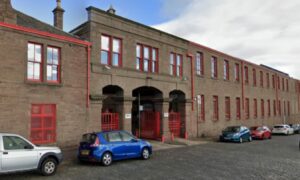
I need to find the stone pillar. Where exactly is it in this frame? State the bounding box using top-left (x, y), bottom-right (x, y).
top-left (162, 100), bottom-right (171, 141)
top-left (123, 98), bottom-right (134, 133)
top-left (185, 100), bottom-right (194, 138)
top-left (87, 101), bottom-right (102, 133)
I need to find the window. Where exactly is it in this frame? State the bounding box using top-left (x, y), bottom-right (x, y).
top-left (136, 44), bottom-right (158, 73)
top-left (27, 43), bottom-right (42, 81)
top-left (211, 56), bottom-right (218, 78)
top-left (277, 76), bottom-right (280, 89)
top-left (245, 98), bottom-right (250, 119)
top-left (31, 104), bottom-right (56, 144)
top-left (225, 97), bottom-right (230, 120)
top-left (3, 136), bottom-right (32, 150)
top-left (286, 79), bottom-right (289, 92)
top-left (253, 99), bottom-right (257, 119)
top-left (213, 96), bottom-right (219, 121)
top-left (260, 71), bottom-right (263, 87)
top-left (244, 66), bottom-right (249, 84)
top-left (273, 100), bottom-right (277, 116)
top-left (47, 47), bottom-right (60, 83)
top-left (266, 73), bottom-right (270, 88)
top-left (196, 52), bottom-right (204, 75)
top-left (120, 131), bottom-right (135, 142)
top-left (101, 35), bottom-right (122, 67)
top-left (234, 63), bottom-right (240, 82)
top-left (252, 68), bottom-right (256, 86)
top-left (108, 132), bottom-right (122, 142)
top-left (267, 100), bottom-right (271, 117)
top-left (197, 95), bottom-right (205, 122)
top-left (261, 99), bottom-right (265, 118)
top-left (282, 78), bottom-right (285, 91)
top-left (278, 100), bottom-right (281, 116)
top-left (224, 60), bottom-right (229, 80)
top-left (170, 53), bottom-right (183, 77)
top-left (287, 101), bottom-right (290, 116)
top-left (272, 75), bottom-right (275, 89)
top-left (283, 101), bottom-right (286, 116)
top-left (236, 97), bottom-right (241, 120)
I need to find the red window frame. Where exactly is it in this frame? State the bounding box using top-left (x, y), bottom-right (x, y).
top-left (267, 100), bottom-right (271, 117)
top-left (266, 73), bottom-right (270, 88)
top-left (252, 68), bottom-right (256, 86)
top-left (245, 98), bottom-right (250, 120)
top-left (287, 101), bottom-right (290, 116)
top-left (236, 97), bottom-right (241, 120)
top-left (273, 100), bottom-right (277, 116)
top-left (253, 99), bottom-right (257, 119)
top-left (282, 78), bottom-right (285, 91)
top-left (224, 60), bottom-right (229, 80)
top-left (272, 75), bottom-right (275, 89)
top-left (261, 99), bottom-right (265, 118)
top-left (196, 52), bottom-right (204, 76)
top-left (278, 100), bottom-right (281, 116)
top-left (30, 104), bottom-right (56, 144)
top-left (260, 71), bottom-right (264, 87)
top-left (136, 44), bottom-right (159, 73)
top-left (46, 46), bottom-right (61, 84)
top-left (277, 76), bottom-right (280, 90)
top-left (27, 42), bottom-right (43, 82)
top-left (244, 66), bottom-right (249, 84)
top-left (213, 96), bottom-right (219, 121)
top-left (211, 56), bottom-right (218, 78)
top-left (170, 53), bottom-right (183, 77)
top-left (286, 79), bottom-right (289, 92)
top-left (100, 34), bottom-right (122, 67)
top-left (225, 97), bottom-right (230, 121)
top-left (234, 63), bottom-right (240, 82)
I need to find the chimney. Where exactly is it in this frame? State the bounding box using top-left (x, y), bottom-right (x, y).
top-left (0, 0), bottom-right (17, 24)
top-left (107, 5), bottom-right (116, 15)
top-left (52, 0), bottom-right (65, 30)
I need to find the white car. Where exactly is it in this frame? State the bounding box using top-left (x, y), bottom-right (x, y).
top-left (0, 133), bottom-right (63, 176)
top-left (272, 124), bottom-right (294, 135)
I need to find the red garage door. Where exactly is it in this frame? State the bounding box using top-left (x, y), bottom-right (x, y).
top-left (101, 113), bottom-right (119, 131)
top-left (139, 111), bottom-right (161, 140)
top-left (169, 112), bottom-right (181, 137)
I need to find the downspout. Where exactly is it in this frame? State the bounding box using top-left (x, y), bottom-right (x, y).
top-left (188, 54), bottom-right (195, 111)
top-left (87, 46), bottom-right (91, 108)
top-left (241, 61), bottom-right (245, 121)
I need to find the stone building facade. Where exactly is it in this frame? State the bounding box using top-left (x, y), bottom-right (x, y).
top-left (0, 0), bottom-right (299, 146)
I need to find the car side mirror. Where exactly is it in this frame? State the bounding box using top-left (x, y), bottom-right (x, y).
top-left (24, 145), bottom-right (34, 150)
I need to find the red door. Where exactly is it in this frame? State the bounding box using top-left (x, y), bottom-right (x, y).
top-left (139, 111), bottom-right (161, 140)
top-left (169, 112), bottom-right (181, 137)
top-left (101, 113), bottom-right (119, 131)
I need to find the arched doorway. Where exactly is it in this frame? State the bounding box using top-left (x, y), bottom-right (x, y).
top-left (132, 86), bottom-right (163, 140)
top-left (169, 90), bottom-right (186, 138)
top-left (101, 85), bottom-right (124, 131)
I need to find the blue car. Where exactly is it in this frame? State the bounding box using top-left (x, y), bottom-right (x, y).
top-left (78, 130), bottom-right (152, 166)
top-left (219, 126), bottom-right (252, 143)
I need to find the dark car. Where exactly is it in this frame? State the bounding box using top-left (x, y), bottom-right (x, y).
top-left (78, 130), bottom-right (152, 166)
top-left (220, 126), bottom-right (252, 143)
top-left (291, 124), bottom-right (300, 134)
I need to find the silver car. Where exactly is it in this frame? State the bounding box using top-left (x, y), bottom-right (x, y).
top-left (0, 133), bottom-right (63, 176)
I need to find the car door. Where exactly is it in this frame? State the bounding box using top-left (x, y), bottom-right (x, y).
top-left (120, 131), bottom-right (140, 158)
top-left (107, 132), bottom-right (126, 160)
top-left (1, 135), bottom-right (38, 172)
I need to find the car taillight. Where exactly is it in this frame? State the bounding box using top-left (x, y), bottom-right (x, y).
top-left (90, 137), bottom-right (100, 147)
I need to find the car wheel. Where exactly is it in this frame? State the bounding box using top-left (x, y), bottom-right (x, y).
top-left (40, 158), bottom-right (57, 176)
top-left (102, 152), bottom-right (113, 166)
top-left (239, 137), bottom-right (243, 143)
top-left (248, 136), bottom-right (252, 142)
top-left (141, 148), bottom-right (150, 160)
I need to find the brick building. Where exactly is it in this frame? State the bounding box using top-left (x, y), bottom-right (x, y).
top-left (1, 0), bottom-right (300, 146)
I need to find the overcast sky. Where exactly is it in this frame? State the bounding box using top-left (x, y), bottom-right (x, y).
top-left (12, 0), bottom-right (300, 79)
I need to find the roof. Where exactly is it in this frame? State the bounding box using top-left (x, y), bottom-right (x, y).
top-left (15, 9), bottom-right (78, 39)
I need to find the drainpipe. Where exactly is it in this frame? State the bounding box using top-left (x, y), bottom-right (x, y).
top-left (187, 54), bottom-right (195, 111)
top-left (87, 46), bottom-right (91, 108)
top-left (241, 61), bottom-right (245, 121)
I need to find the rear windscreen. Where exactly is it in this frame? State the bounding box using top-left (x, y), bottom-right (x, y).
top-left (81, 134), bottom-right (97, 144)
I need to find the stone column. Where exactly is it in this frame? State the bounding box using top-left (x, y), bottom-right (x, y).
top-left (162, 99), bottom-right (171, 141)
top-left (122, 98), bottom-right (134, 133)
top-left (185, 100), bottom-right (194, 138)
top-left (87, 101), bottom-right (102, 133)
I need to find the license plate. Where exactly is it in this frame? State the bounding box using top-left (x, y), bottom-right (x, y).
top-left (81, 150), bottom-right (90, 155)
top-left (224, 137), bottom-right (231, 140)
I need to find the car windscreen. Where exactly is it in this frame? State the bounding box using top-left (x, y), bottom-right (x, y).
top-left (224, 127), bottom-right (240, 132)
top-left (250, 127), bottom-right (258, 130)
top-left (256, 127), bottom-right (264, 131)
top-left (274, 126), bottom-right (283, 128)
top-left (81, 133), bottom-right (97, 144)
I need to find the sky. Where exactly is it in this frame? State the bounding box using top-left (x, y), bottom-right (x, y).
top-left (11, 0), bottom-right (300, 79)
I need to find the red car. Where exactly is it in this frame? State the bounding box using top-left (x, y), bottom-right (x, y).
top-left (250, 126), bottom-right (272, 140)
